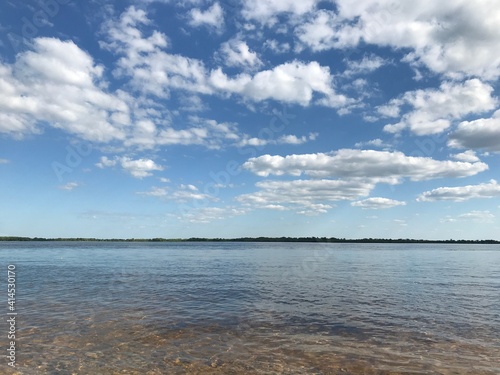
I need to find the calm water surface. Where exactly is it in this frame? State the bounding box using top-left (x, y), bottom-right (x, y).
top-left (0, 242), bottom-right (499, 374)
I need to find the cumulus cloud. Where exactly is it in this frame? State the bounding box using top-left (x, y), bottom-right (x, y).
top-left (188, 2), bottom-right (224, 33)
top-left (278, 133), bottom-right (317, 144)
top-left (382, 79), bottom-right (497, 135)
top-left (0, 38), bottom-right (129, 141)
top-left (219, 39), bottom-right (262, 69)
top-left (103, 7), bottom-right (210, 97)
top-left (119, 157), bottom-right (163, 178)
top-left (263, 39), bottom-right (291, 54)
top-left (354, 138), bottom-right (391, 149)
top-left (448, 110), bottom-right (500, 152)
top-left (171, 184), bottom-right (215, 202)
top-left (103, 8), bottom-right (350, 111)
top-left (178, 95), bottom-right (208, 112)
top-left (351, 197), bottom-right (406, 209)
top-left (295, 10), bottom-right (340, 52)
top-left (342, 55), bottom-right (387, 77)
top-left (296, 1), bottom-right (500, 80)
top-left (450, 150), bottom-right (480, 163)
top-left (209, 60), bottom-right (349, 108)
top-left (0, 26), bottom-right (233, 150)
top-left (237, 132), bottom-right (317, 147)
top-left (0, 15), bottom-right (244, 150)
top-left (242, 0), bottom-right (319, 25)
top-left (243, 149), bottom-right (488, 181)
top-left (125, 117), bottom-right (241, 149)
top-left (237, 178), bottom-right (376, 215)
top-left (417, 180), bottom-right (500, 202)
top-left (96, 156), bottom-right (163, 178)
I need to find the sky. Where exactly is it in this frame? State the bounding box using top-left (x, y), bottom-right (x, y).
top-left (0, 0), bottom-right (500, 240)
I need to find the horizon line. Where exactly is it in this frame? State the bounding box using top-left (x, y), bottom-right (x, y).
top-left (1, 236), bottom-right (499, 244)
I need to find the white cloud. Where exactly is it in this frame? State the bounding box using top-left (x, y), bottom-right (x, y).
top-left (342, 55), bottom-right (387, 76)
top-left (188, 2), bottom-right (224, 33)
top-left (417, 180), bottom-right (500, 202)
top-left (351, 197), bottom-right (406, 209)
top-left (103, 8), bottom-right (350, 111)
top-left (237, 178), bottom-right (376, 214)
top-left (138, 187), bottom-right (168, 197)
top-left (0, 159), bottom-right (9, 164)
top-left (242, 0), bottom-right (319, 25)
top-left (0, 26), bottom-right (211, 150)
top-left (450, 150), bottom-right (480, 163)
top-left (457, 210), bottom-right (495, 223)
top-left (59, 182), bottom-right (80, 191)
top-left (296, 1), bottom-right (500, 80)
top-left (120, 115), bottom-right (241, 149)
top-left (180, 184), bottom-right (198, 191)
top-left (262, 204), bottom-right (289, 211)
top-left (243, 149), bottom-right (488, 181)
top-left (237, 132), bottom-right (317, 147)
top-left (210, 60), bottom-right (350, 108)
top-left (377, 99), bottom-right (404, 118)
top-left (263, 39), bottom-right (291, 53)
top-left (278, 133), bottom-right (317, 145)
top-left (442, 211), bottom-right (495, 223)
top-left (95, 156), bottom-right (117, 168)
top-left (179, 95), bottom-right (208, 112)
top-left (178, 206), bottom-right (247, 223)
top-left (139, 183), bottom-right (216, 202)
top-left (458, 211), bottom-right (495, 222)
top-left (383, 79), bottom-right (497, 135)
top-left (0, 38), bottom-right (129, 141)
top-left (119, 157), bottom-right (163, 178)
top-left (448, 110), bottom-right (500, 152)
top-left (354, 138), bottom-right (391, 149)
top-left (172, 186), bottom-right (213, 201)
top-left (440, 216), bottom-right (457, 223)
top-left (96, 156), bottom-right (163, 178)
top-left (219, 39), bottom-right (262, 69)
top-left (237, 137), bottom-right (268, 147)
top-left (295, 10), bottom-right (339, 52)
top-left (297, 203), bottom-right (333, 216)
top-left (103, 7), bottom-right (210, 98)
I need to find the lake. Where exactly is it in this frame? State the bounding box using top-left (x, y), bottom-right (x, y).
top-left (0, 242), bottom-right (499, 374)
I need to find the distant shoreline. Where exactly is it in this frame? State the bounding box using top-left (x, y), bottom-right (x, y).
top-left (1, 236), bottom-right (499, 244)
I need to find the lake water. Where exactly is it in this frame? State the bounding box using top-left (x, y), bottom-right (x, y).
top-left (0, 242), bottom-right (499, 374)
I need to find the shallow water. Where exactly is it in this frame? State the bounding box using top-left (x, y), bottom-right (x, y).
top-left (1, 242), bottom-right (499, 374)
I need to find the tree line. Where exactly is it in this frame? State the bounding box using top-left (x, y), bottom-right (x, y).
top-left (1, 236), bottom-right (499, 244)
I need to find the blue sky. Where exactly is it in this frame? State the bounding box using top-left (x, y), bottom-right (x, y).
top-left (1, 0), bottom-right (500, 239)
